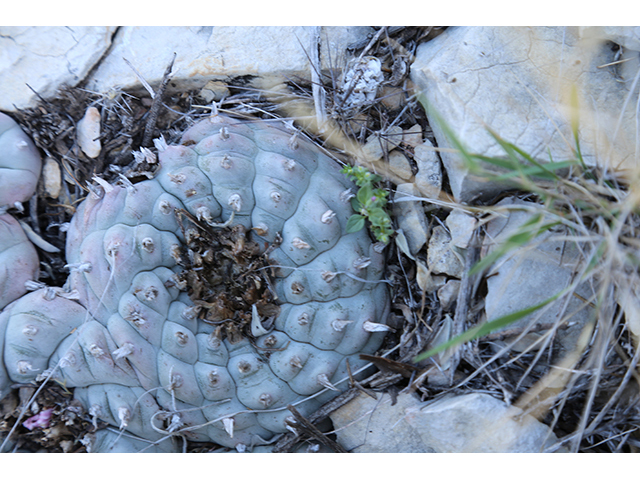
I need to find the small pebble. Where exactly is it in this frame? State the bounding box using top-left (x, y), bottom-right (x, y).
top-left (198, 80), bottom-right (230, 103)
top-left (413, 139), bottom-right (442, 198)
top-left (402, 124), bottom-right (423, 148)
top-left (438, 279), bottom-right (461, 310)
top-left (388, 150), bottom-right (413, 181)
top-left (394, 183), bottom-right (429, 256)
top-left (43, 157), bottom-right (61, 198)
top-left (446, 209), bottom-right (478, 249)
top-left (427, 225), bottom-right (463, 278)
top-left (77, 106), bottom-right (101, 159)
top-left (362, 125), bottom-right (404, 162)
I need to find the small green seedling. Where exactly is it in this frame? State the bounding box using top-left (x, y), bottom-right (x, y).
top-left (342, 164), bottom-right (394, 244)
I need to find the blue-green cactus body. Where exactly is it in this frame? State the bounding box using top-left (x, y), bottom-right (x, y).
top-left (0, 114), bottom-right (390, 452)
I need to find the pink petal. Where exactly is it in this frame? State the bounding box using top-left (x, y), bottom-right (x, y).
top-left (23, 408), bottom-right (53, 430)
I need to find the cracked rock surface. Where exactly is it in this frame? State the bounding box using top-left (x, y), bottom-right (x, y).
top-left (411, 26), bottom-right (640, 202)
top-left (0, 27), bottom-right (117, 111)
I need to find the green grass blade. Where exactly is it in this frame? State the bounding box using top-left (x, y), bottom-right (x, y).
top-left (413, 290), bottom-right (564, 363)
top-left (469, 215), bottom-right (560, 276)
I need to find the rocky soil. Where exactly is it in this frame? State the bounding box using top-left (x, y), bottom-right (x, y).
top-left (1, 26), bottom-right (640, 453)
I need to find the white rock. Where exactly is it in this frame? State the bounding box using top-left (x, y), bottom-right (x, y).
top-left (338, 56), bottom-right (384, 109)
top-left (393, 183), bottom-right (429, 256)
top-left (197, 80), bottom-right (230, 103)
top-left (483, 198), bottom-right (594, 353)
top-left (86, 26), bottom-right (373, 95)
top-left (42, 157), bottom-right (61, 199)
top-left (416, 259), bottom-right (447, 294)
top-left (0, 27), bottom-right (116, 111)
top-left (77, 107), bottom-right (101, 159)
top-left (445, 208), bottom-right (477, 249)
top-left (330, 391), bottom-right (563, 452)
top-left (387, 150), bottom-right (413, 181)
top-left (580, 26), bottom-right (640, 53)
top-left (361, 125), bottom-right (404, 163)
top-left (427, 225), bottom-right (463, 278)
top-left (402, 124), bottom-right (423, 149)
top-left (412, 138), bottom-right (442, 198)
top-left (411, 26), bottom-right (640, 202)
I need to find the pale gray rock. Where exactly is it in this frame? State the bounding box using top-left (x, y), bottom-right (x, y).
top-left (437, 279), bottom-right (460, 310)
top-left (411, 26), bottom-right (640, 202)
top-left (412, 138), bottom-right (442, 198)
top-left (445, 208), bottom-right (477, 249)
top-left (362, 125), bottom-right (404, 162)
top-left (416, 259), bottom-right (446, 294)
top-left (197, 80), bottom-right (231, 103)
top-left (338, 56), bottom-right (384, 109)
top-left (77, 107), bottom-right (101, 159)
top-left (427, 225), bottom-right (463, 278)
top-left (402, 124), bottom-right (423, 149)
top-left (387, 150), bottom-right (413, 181)
top-left (393, 183), bottom-right (429, 256)
top-left (0, 27), bottom-right (117, 111)
top-left (86, 26), bottom-right (374, 96)
top-left (42, 157), bottom-right (61, 199)
top-left (580, 26), bottom-right (640, 53)
top-left (483, 198), bottom-right (594, 353)
top-left (330, 391), bottom-right (562, 452)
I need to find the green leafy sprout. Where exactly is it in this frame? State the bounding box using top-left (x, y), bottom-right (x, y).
top-left (341, 164), bottom-right (395, 244)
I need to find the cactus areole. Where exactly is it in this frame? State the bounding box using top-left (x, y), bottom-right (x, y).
top-left (0, 113), bottom-right (390, 452)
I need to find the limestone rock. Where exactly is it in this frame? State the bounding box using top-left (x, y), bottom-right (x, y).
top-left (483, 198), bottom-right (594, 353)
top-left (387, 151), bottom-right (413, 181)
top-left (77, 107), bottom-right (101, 159)
top-left (197, 80), bottom-right (231, 103)
top-left (402, 124), bottom-right (423, 149)
top-left (427, 225), bottom-right (463, 278)
top-left (393, 183), bottom-right (429, 256)
top-left (362, 125), bottom-right (404, 163)
top-left (338, 56), bottom-right (384, 109)
top-left (445, 209), bottom-right (477, 249)
top-left (413, 138), bottom-right (442, 198)
top-left (42, 157), bottom-right (61, 199)
top-left (0, 27), bottom-right (116, 111)
top-left (412, 26), bottom-right (640, 202)
top-left (416, 260), bottom-right (447, 294)
top-left (86, 27), bottom-right (374, 96)
top-left (330, 391), bottom-right (563, 452)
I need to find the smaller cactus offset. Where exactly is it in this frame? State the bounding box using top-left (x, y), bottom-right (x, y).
top-left (0, 112), bottom-right (42, 212)
top-left (0, 113), bottom-right (42, 312)
top-left (0, 214), bottom-right (39, 311)
top-left (341, 164), bottom-right (394, 244)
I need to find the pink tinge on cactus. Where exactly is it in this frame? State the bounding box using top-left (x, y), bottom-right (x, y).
top-left (23, 408), bottom-right (53, 431)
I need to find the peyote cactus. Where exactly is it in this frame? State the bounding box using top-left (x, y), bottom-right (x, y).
top-left (0, 113), bottom-right (41, 311)
top-left (0, 112), bottom-right (42, 212)
top-left (0, 214), bottom-right (39, 311)
top-left (0, 113), bottom-right (390, 452)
